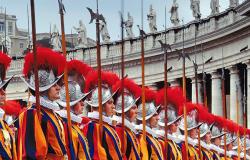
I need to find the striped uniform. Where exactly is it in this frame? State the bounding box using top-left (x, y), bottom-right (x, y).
top-left (138, 133), bottom-right (164, 160)
top-left (82, 120), bottom-right (122, 160)
top-left (158, 138), bottom-right (182, 160)
top-left (201, 146), bottom-right (213, 160)
top-left (115, 125), bottom-right (140, 160)
top-left (180, 143), bottom-right (199, 160)
top-left (0, 120), bottom-right (17, 160)
top-left (62, 118), bottom-right (91, 160)
top-left (16, 106), bottom-right (67, 159)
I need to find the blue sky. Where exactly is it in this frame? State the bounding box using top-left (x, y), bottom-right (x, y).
top-left (0, 0), bottom-right (245, 41)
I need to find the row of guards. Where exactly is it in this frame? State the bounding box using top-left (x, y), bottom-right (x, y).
top-left (0, 0), bottom-right (250, 160)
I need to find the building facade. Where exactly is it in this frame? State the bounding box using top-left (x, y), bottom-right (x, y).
top-left (5, 1), bottom-right (250, 128)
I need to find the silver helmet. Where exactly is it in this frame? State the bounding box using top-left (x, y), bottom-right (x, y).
top-left (86, 85), bottom-right (117, 107)
top-left (0, 76), bottom-right (13, 90)
top-left (57, 81), bottom-right (90, 107)
top-left (232, 135), bottom-right (241, 150)
top-left (211, 125), bottom-right (226, 139)
top-left (221, 133), bottom-right (237, 146)
top-left (115, 91), bottom-right (140, 113)
top-left (137, 102), bottom-right (160, 121)
top-left (241, 137), bottom-right (250, 150)
top-left (179, 110), bottom-right (203, 131)
top-left (158, 104), bottom-right (182, 127)
top-left (20, 69), bottom-right (63, 92)
top-left (200, 123), bottom-right (213, 138)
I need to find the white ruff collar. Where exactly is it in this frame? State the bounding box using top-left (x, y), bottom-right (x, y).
top-left (29, 95), bottom-right (60, 111)
top-left (155, 130), bottom-right (183, 143)
top-left (200, 140), bottom-right (211, 150)
top-left (0, 108), bottom-right (5, 119)
top-left (135, 124), bottom-right (158, 138)
top-left (87, 111), bottom-right (114, 125)
top-left (56, 110), bottom-right (82, 124)
top-left (210, 144), bottom-right (225, 154)
top-left (239, 152), bottom-right (250, 159)
top-left (113, 115), bottom-right (137, 134)
top-left (178, 135), bottom-right (198, 146)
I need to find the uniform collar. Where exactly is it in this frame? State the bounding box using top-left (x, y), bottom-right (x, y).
top-left (87, 111), bottom-right (114, 125)
top-left (113, 115), bottom-right (137, 134)
top-left (210, 144), bottom-right (225, 154)
top-left (56, 110), bottom-right (82, 124)
top-left (0, 108), bottom-right (4, 119)
top-left (155, 130), bottom-right (183, 143)
top-left (29, 95), bottom-right (60, 111)
top-left (200, 140), bottom-right (211, 150)
top-left (135, 124), bottom-right (158, 138)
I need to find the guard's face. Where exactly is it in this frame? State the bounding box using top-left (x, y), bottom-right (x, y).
top-left (149, 113), bottom-right (160, 128)
top-left (104, 98), bottom-right (115, 117)
top-left (0, 89), bottom-right (5, 105)
top-left (170, 120), bottom-right (180, 133)
top-left (189, 128), bottom-right (198, 139)
top-left (227, 143), bottom-right (233, 151)
top-left (73, 100), bottom-right (84, 115)
top-left (128, 105), bottom-right (138, 122)
top-left (214, 137), bottom-right (221, 146)
top-left (204, 131), bottom-right (212, 144)
top-left (47, 83), bottom-right (61, 101)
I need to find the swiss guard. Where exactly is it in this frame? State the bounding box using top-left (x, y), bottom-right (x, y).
top-left (136, 88), bottom-right (164, 160)
top-left (0, 51), bottom-right (17, 160)
top-left (220, 133), bottom-right (237, 160)
top-left (57, 80), bottom-right (91, 160)
top-left (155, 87), bottom-right (184, 160)
top-left (18, 47), bottom-right (67, 159)
top-left (199, 122), bottom-right (214, 160)
top-left (210, 123), bottom-right (226, 160)
top-left (179, 106), bottom-right (202, 160)
top-left (113, 78), bottom-right (141, 160)
top-left (56, 59), bottom-right (92, 160)
top-left (82, 70), bottom-right (122, 160)
top-left (66, 59), bottom-right (94, 126)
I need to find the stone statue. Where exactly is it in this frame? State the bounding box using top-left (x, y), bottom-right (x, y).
top-left (73, 20), bottom-right (87, 48)
top-left (170, 0), bottom-right (180, 26)
top-left (124, 12), bottom-right (134, 38)
top-left (50, 24), bottom-right (61, 51)
top-left (190, 0), bottom-right (201, 20)
top-left (99, 20), bottom-right (110, 43)
top-left (147, 4), bottom-right (157, 33)
top-left (210, 0), bottom-right (219, 15)
top-left (0, 34), bottom-right (11, 53)
top-left (229, 0), bottom-right (239, 8)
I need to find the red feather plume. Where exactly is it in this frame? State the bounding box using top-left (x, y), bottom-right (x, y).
top-left (0, 51), bottom-right (11, 71)
top-left (0, 100), bottom-right (21, 117)
top-left (23, 47), bottom-right (66, 76)
top-left (144, 87), bottom-right (157, 103)
top-left (67, 60), bottom-right (93, 78)
top-left (155, 87), bottom-right (185, 111)
top-left (112, 78), bottom-right (142, 98)
top-left (84, 70), bottom-right (120, 93)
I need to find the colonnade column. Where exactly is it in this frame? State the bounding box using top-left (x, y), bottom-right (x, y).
top-left (211, 71), bottom-right (223, 116)
top-left (191, 77), bottom-right (203, 103)
top-left (229, 65), bottom-right (243, 125)
top-left (245, 61), bottom-right (250, 128)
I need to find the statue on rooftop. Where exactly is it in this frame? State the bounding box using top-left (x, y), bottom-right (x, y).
top-left (99, 20), bottom-right (110, 43)
top-left (73, 20), bottom-right (87, 48)
top-left (50, 24), bottom-right (61, 51)
top-left (190, 0), bottom-right (201, 20)
top-left (170, 0), bottom-right (180, 26)
top-left (124, 12), bottom-right (134, 38)
top-left (147, 4), bottom-right (157, 33)
top-left (210, 0), bottom-right (220, 15)
top-left (229, 0), bottom-right (239, 8)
